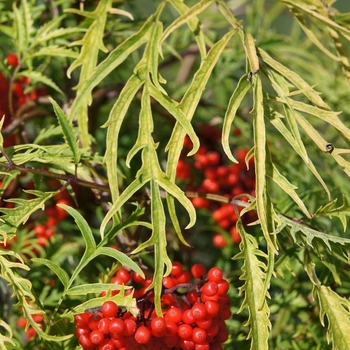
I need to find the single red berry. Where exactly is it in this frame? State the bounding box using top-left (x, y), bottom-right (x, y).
top-left (74, 312), bottom-right (92, 328)
top-left (79, 334), bottom-right (94, 349)
top-left (101, 301), bottom-right (118, 318)
top-left (134, 325), bottom-right (152, 344)
top-left (171, 262), bottom-right (183, 277)
top-left (165, 307), bottom-right (183, 324)
top-left (116, 268), bottom-right (131, 284)
top-left (90, 329), bottom-right (105, 345)
top-left (151, 317), bottom-right (167, 337)
top-left (202, 281), bottom-right (218, 297)
top-left (178, 323), bottom-right (193, 339)
top-left (6, 53), bottom-right (19, 67)
top-left (192, 327), bottom-right (207, 344)
top-left (191, 263), bottom-right (207, 279)
top-left (207, 267), bottom-right (223, 283)
top-left (109, 318), bottom-right (125, 334)
top-left (191, 303), bottom-right (207, 320)
top-left (98, 317), bottom-right (111, 334)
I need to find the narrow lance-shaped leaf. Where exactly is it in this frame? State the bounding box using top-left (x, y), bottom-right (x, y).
top-left (103, 70), bottom-right (145, 202)
top-left (222, 74), bottom-right (251, 162)
top-left (50, 98), bottom-right (81, 166)
top-left (244, 33), bottom-right (259, 72)
top-left (251, 75), bottom-right (277, 252)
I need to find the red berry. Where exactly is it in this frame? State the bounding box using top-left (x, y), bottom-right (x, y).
top-left (178, 323), bottom-right (193, 339)
top-left (192, 327), bottom-right (207, 344)
top-left (171, 262), bottom-right (183, 277)
top-left (90, 329), bottom-right (105, 345)
top-left (101, 301), bottom-right (118, 318)
top-left (191, 264), bottom-right (207, 279)
top-left (191, 303), bottom-right (207, 320)
top-left (79, 334), bottom-right (94, 349)
top-left (98, 318), bottom-right (111, 334)
top-left (135, 325), bottom-right (152, 344)
top-left (202, 281), bottom-right (218, 297)
top-left (165, 307), bottom-right (183, 324)
top-left (6, 53), bottom-right (18, 67)
top-left (109, 318), bottom-right (125, 334)
top-left (207, 267), bottom-right (223, 283)
top-left (151, 317), bottom-right (167, 337)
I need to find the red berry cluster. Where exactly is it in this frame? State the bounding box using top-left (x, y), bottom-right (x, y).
top-left (1, 53), bottom-right (45, 147)
top-left (176, 124), bottom-right (256, 247)
top-left (74, 263), bottom-right (230, 350)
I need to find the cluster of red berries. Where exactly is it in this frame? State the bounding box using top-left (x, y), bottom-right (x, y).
top-left (176, 124), bottom-right (256, 247)
top-left (74, 263), bottom-right (230, 349)
top-left (1, 53), bottom-right (45, 147)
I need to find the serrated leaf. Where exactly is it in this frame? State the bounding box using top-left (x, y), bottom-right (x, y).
top-left (278, 214), bottom-right (350, 250)
top-left (0, 320), bottom-right (15, 349)
top-left (314, 285), bottom-right (350, 349)
top-left (234, 221), bottom-right (271, 350)
top-left (0, 190), bottom-right (55, 234)
top-left (31, 258), bottom-right (69, 289)
top-left (222, 74), bottom-right (251, 162)
top-left (50, 98), bottom-right (81, 166)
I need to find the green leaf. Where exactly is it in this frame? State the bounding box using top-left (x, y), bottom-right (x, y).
top-left (266, 109), bottom-right (330, 198)
top-left (31, 258), bottom-right (70, 289)
top-left (66, 283), bottom-right (132, 296)
top-left (314, 285), bottom-right (350, 349)
top-left (258, 48), bottom-right (331, 110)
top-left (30, 46), bottom-right (79, 59)
top-left (0, 320), bottom-right (15, 349)
top-left (69, 291), bottom-right (139, 318)
top-left (234, 220), bottom-right (271, 350)
top-left (50, 98), bottom-right (81, 166)
top-left (162, 0), bottom-right (214, 43)
top-left (0, 190), bottom-right (55, 234)
top-left (266, 149), bottom-right (311, 218)
top-left (166, 29), bottom-right (237, 243)
top-left (166, 0), bottom-right (208, 58)
top-left (277, 214), bottom-right (350, 250)
top-left (131, 179), bottom-right (172, 317)
top-left (244, 32), bottom-right (260, 72)
top-left (222, 74), bottom-right (251, 162)
top-left (251, 75), bottom-right (277, 252)
top-left (68, 13), bottom-right (154, 120)
top-left (149, 83), bottom-right (199, 157)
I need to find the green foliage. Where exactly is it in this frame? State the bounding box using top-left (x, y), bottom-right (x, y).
top-left (1, 0), bottom-right (350, 349)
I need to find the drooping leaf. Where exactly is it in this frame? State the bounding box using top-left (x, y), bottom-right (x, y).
top-left (234, 221), bottom-right (271, 350)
